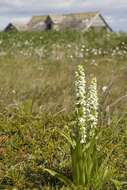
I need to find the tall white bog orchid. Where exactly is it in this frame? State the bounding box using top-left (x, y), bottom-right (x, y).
top-left (45, 65), bottom-right (119, 189)
top-left (45, 65), bottom-right (100, 188)
top-left (87, 77), bottom-right (98, 137)
top-left (74, 65), bottom-right (87, 144)
top-left (74, 65), bottom-right (98, 144)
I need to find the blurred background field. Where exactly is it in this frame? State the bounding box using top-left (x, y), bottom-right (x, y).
top-left (0, 30), bottom-right (127, 189)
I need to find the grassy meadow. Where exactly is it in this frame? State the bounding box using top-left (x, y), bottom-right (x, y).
top-left (0, 30), bottom-right (127, 189)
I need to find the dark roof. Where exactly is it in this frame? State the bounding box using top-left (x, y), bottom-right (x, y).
top-left (4, 23), bottom-right (28, 32)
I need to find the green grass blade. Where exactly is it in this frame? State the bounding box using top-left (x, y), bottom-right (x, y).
top-left (44, 168), bottom-right (73, 186)
top-left (58, 130), bottom-right (76, 149)
top-left (111, 179), bottom-right (122, 190)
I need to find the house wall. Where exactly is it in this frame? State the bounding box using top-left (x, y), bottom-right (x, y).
top-left (54, 18), bottom-right (87, 31)
top-left (53, 15), bottom-right (111, 32)
top-left (53, 24), bottom-right (59, 31)
top-left (90, 15), bottom-right (111, 32)
top-left (31, 21), bottom-right (46, 31)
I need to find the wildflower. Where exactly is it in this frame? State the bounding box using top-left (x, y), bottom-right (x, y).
top-left (67, 44), bottom-right (71, 48)
top-left (74, 66), bottom-right (99, 143)
top-left (94, 51), bottom-right (98, 55)
top-left (82, 44), bottom-right (85, 48)
top-left (24, 40), bottom-right (29, 45)
top-left (122, 42), bottom-right (125, 45)
top-left (12, 90), bottom-right (16, 94)
top-left (87, 77), bottom-right (98, 137)
top-left (91, 59), bottom-right (98, 66)
top-left (102, 86), bottom-right (108, 92)
top-left (74, 65), bottom-right (87, 144)
top-left (78, 52), bottom-right (84, 58)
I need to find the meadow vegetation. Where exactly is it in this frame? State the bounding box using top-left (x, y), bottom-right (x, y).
top-left (0, 30), bottom-right (127, 189)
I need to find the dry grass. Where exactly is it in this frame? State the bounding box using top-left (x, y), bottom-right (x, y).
top-left (0, 31), bottom-right (127, 189)
top-left (0, 54), bottom-right (127, 117)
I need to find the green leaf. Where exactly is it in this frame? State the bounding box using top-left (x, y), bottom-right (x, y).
top-left (57, 130), bottom-right (76, 149)
top-left (82, 142), bottom-right (91, 152)
top-left (44, 168), bottom-right (73, 186)
top-left (111, 179), bottom-right (122, 190)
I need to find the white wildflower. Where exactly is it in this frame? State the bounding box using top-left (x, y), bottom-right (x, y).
top-left (24, 40), bottom-right (29, 45)
top-left (82, 44), bottom-right (85, 48)
top-left (12, 90), bottom-right (16, 94)
top-left (94, 51), bottom-right (98, 55)
top-left (87, 77), bottom-right (98, 137)
top-left (81, 48), bottom-right (84, 52)
top-left (67, 44), bottom-right (71, 48)
top-left (73, 66), bottom-right (99, 144)
top-left (74, 65), bottom-right (87, 144)
top-left (102, 86), bottom-right (108, 92)
top-left (91, 59), bottom-right (98, 66)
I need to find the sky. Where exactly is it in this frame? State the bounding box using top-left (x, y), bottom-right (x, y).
top-left (0, 0), bottom-right (127, 31)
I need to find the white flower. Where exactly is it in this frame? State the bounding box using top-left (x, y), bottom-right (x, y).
top-left (12, 90), bottom-right (16, 94)
top-left (74, 65), bottom-right (87, 144)
top-left (24, 40), bottom-right (29, 45)
top-left (73, 66), bottom-right (99, 145)
top-left (67, 44), bottom-right (71, 48)
top-left (87, 77), bottom-right (98, 137)
top-left (102, 86), bottom-right (108, 92)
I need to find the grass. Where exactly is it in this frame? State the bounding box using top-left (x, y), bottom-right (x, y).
top-left (0, 30), bottom-right (127, 189)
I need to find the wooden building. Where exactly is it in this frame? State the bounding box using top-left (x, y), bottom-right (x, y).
top-left (4, 23), bottom-right (28, 32)
top-left (28, 12), bottom-right (112, 32)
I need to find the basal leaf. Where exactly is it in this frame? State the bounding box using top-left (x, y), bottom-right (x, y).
top-left (44, 168), bottom-right (73, 186)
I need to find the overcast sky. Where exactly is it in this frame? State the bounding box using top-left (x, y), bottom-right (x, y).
top-left (0, 0), bottom-right (127, 31)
